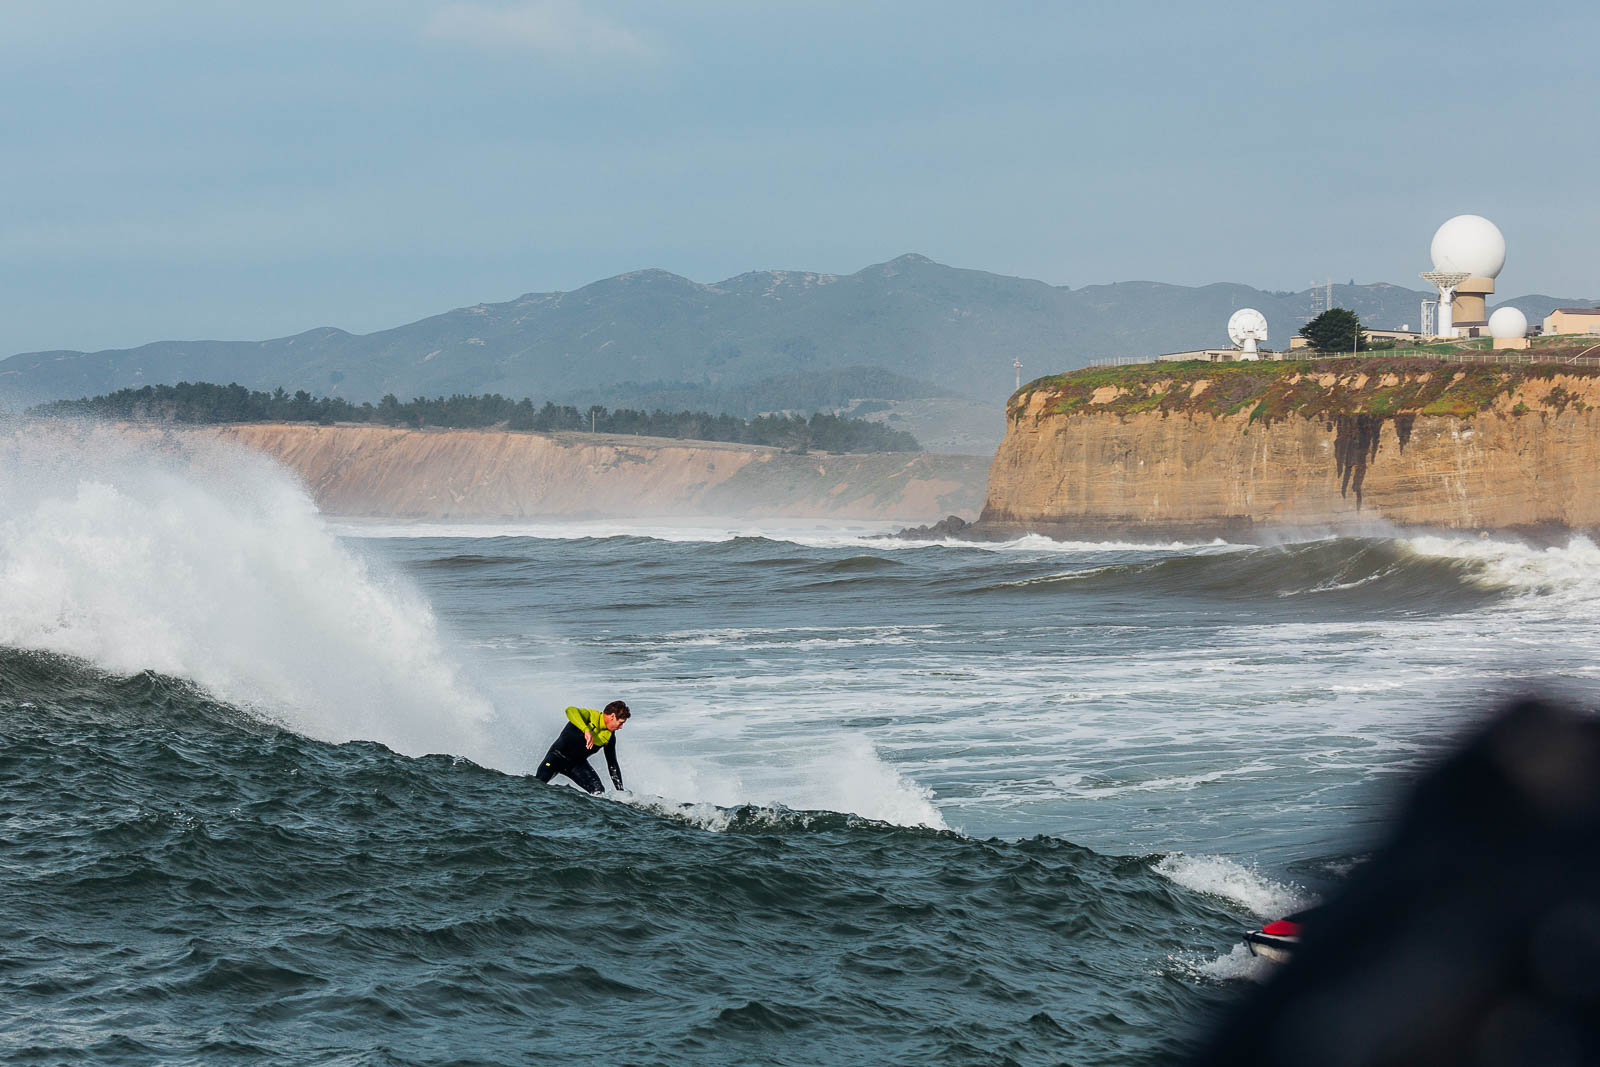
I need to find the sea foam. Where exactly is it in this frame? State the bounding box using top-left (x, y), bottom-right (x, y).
top-left (1154, 852), bottom-right (1313, 918)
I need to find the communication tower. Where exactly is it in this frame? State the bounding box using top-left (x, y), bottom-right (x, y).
top-left (1420, 272), bottom-right (1469, 337)
top-left (1301, 277), bottom-right (1335, 328)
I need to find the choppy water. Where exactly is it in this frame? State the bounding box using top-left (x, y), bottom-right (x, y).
top-left (4, 425), bottom-right (1598, 1064)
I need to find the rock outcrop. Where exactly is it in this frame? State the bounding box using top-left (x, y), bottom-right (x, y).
top-left (979, 358), bottom-right (1600, 539)
top-left (175, 423), bottom-right (988, 521)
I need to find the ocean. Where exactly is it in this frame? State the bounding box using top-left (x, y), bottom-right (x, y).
top-left (4, 427), bottom-right (1597, 1065)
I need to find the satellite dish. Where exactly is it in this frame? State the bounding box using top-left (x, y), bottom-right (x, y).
top-left (1228, 308), bottom-right (1269, 361)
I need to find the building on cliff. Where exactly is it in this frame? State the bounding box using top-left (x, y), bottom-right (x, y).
top-left (1543, 307), bottom-right (1600, 336)
top-left (1287, 327), bottom-right (1424, 350)
top-left (1155, 348), bottom-right (1253, 363)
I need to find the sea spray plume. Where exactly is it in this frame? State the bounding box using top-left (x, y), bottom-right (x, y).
top-left (1187, 695), bottom-right (1600, 1067)
top-left (0, 420), bottom-right (497, 762)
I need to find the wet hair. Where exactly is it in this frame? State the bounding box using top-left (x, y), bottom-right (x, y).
top-left (603, 700), bottom-right (631, 721)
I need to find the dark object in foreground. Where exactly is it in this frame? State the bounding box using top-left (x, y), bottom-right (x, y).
top-left (1190, 697), bottom-right (1600, 1066)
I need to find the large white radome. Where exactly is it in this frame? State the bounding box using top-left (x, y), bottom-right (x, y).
top-left (1430, 214), bottom-right (1506, 278)
top-left (1488, 306), bottom-right (1528, 339)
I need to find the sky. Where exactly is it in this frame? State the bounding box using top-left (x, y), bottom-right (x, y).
top-left (3, 0), bottom-right (1598, 354)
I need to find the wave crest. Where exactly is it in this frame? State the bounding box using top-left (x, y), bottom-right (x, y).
top-left (0, 423), bottom-right (497, 762)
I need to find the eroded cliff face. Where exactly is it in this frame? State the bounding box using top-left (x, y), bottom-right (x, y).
top-left (980, 362), bottom-right (1600, 538)
top-left (170, 424), bottom-right (988, 521)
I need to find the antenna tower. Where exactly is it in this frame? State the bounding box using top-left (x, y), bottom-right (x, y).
top-left (1421, 271), bottom-right (1469, 338)
top-left (1304, 277), bottom-right (1334, 322)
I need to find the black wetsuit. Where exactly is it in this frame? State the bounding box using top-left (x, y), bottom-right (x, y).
top-left (534, 722), bottom-right (623, 794)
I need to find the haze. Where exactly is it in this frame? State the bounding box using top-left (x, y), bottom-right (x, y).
top-left (4, 0), bottom-right (1597, 354)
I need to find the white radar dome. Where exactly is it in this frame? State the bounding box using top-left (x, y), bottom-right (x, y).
top-left (1488, 306), bottom-right (1528, 339)
top-left (1430, 214), bottom-right (1506, 278)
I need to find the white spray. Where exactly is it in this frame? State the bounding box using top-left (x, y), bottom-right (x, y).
top-left (0, 422), bottom-right (498, 763)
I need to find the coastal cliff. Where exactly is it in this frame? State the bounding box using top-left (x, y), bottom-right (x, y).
top-left (167, 423), bottom-right (988, 521)
top-left (980, 358), bottom-right (1600, 538)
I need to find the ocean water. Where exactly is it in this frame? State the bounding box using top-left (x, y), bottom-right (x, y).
top-left (4, 425), bottom-right (1598, 1065)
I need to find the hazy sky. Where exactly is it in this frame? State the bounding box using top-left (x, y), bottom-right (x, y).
top-left (4, 0), bottom-right (1597, 354)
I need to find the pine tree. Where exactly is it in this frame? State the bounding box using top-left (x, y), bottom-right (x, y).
top-left (1299, 308), bottom-right (1366, 352)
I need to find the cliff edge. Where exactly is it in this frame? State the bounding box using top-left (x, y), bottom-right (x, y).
top-left (980, 358), bottom-right (1600, 539)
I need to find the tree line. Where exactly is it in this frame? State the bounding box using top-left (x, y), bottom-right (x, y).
top-left (29, 381), bottom-right (923, 453)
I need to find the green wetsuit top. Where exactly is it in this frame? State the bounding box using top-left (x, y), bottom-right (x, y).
top-left (565, 706), bottom-right (618, 748)
top-left (561, 706), bottom-right (623, 790)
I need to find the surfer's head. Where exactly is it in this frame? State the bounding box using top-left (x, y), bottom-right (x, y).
top-left (602, 700), bottom-right (631, 731)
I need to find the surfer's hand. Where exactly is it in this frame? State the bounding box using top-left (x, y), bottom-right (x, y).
top-left (584, 731), bottom-right (594, 749)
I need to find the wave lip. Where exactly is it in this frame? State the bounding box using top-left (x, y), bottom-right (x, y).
top-left (1154, 852), bottom-right (1315, 919)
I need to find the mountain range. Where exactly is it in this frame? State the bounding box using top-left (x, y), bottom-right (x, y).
top-left (3, 254), bottom-right (1592, 418)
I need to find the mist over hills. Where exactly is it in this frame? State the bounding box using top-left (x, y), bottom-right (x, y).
top-left (2, 254), bottom-right (1591, 418)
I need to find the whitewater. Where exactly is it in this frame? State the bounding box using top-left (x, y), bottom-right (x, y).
top-left (5, 423), bottom-right (1598, 1064)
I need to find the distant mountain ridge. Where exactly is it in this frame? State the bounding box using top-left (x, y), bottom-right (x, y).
top-left (2, 254), bottom-right (1591, 410)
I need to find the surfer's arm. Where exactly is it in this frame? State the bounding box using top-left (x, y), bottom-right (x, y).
top-left (604, 739), bottom-right (623, 791)
top-left (565, 706), bottom-right (595, 747)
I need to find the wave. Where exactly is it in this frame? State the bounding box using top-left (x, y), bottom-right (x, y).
top-left (617, 796), bottom-right (947, 836)
top-left (1401, 532), bottom-right (1600, 610)
top-left (1153, 853), bottom-right (1315, 918)
top-left (3, 662), bottom-right (1261, 1063)
top-left (0, 424), bottom-right (498, 763)
top-left (330, 516), bottom-right (1240, 553)
top-left (976, 537), bottom-right (1516, 613)
top-left (620, 733), bottom-right (952, 831)
top-left (0, 424), bottom-right (952, 829)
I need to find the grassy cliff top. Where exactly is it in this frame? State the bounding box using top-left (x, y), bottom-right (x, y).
top-left (1012, 356), bottom-right (1600, 424)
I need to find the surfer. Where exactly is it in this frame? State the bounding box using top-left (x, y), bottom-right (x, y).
top-left (533, 701), bottom-right (630, 794)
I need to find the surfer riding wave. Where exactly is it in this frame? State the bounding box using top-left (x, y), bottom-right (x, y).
top-left (534, 701), bottom-right (630, 793)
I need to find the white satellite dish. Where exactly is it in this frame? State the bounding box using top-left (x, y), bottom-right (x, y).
top-left (1228, 308), bottom-right (1269, 361)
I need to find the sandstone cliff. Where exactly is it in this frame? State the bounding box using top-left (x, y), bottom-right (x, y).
top-left (172, 423), bottom-right (987, 521)
top-left (980, 359), bottom-right (1600, 538)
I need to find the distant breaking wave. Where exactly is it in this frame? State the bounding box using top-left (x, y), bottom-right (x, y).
top-left (976, 537), bottom-right (1525, 614)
